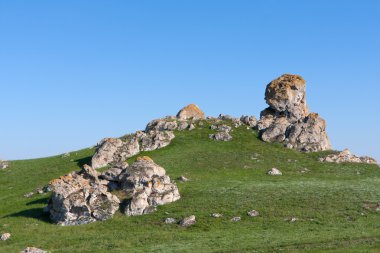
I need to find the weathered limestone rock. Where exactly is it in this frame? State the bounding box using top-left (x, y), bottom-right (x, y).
top-left (240, 115), bottom-right (257, 128)
top-left (265, 74), bottom-right (309, 122)
top-left (177, 121), bottom-right (189, 131)
top-left (209, 124), bottom-right (233, 141)
top-left (19, 247), bottom-right (47, 253)
top-left (231, 217), bottom-right (241, 222)
top-left (47, 165), bottom-right (120, 226)
top-left (1, 233), bottom-right (11, 241)
top-left (180, 215), bottom-right (196, 227)
top-left (119, 157), bottom-right (180, 216)
top-left (164, 218), bottom-right (177, 224)
top-left (177, 104), bottom-right (205, 120)
top-left (140, 130), bottom-right (175, 151)
top-left (319, 149), bottom-right (378, 165)
top-left (267, 168), bottom-right (282, 175)
top-left (247, 210), bottom-right (260, 217)
top-left (285, 113), bottom-right (331, 152)
top-left (258, 74), bottom-right (331, 152)
top-left (91, 129), bottom-right (174, 169)
top-left (145, 118), bottom-right (178, 132)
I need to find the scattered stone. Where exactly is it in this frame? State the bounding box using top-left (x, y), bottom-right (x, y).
top-left (35, 188), bottom-right (44, 194)
top-left (189, 124), bottom-right (196, 131)
top-left (177, 121), bottom-right (189, 131)
top-left (267, 168), bottom-right (282, 176)
top-left (209, 132), bottom-right (232, 142)
top-left (300, 168), bottom-right (310, 173)
top-left (218, 114), bottom-right (234, 121)
top-left (231, 217), bottom-right (241, 222)
top-left (0, 160), bottom-right (9, 170)
top-left (61, 152), bottom-right (70, 158)
top-left (177, 104), bottom-right (205, 120)
top-left (164, 218), bottom-right (177, 224)
top-left (19, 247), bottom-right (47, 253)
top-left (240, 115), bottom-right (257, 128)
top-left (24, 192), bottom-right (34, 198)
top-left (1, 233), bottom-right (11, 241)
top-left (290, 217), bottom-right (298, 223)
top-left (47, 165), bottom-right (120, 226)
top-left (178, 176), bottom-right (190, 182)
top-left (120, 157), bottom-right (180, 216)
top-left (258, 74), bottom-right (332, 152)
top-left (211, 213), bottom-right (223, 218)
top-left (247, 210), bottom-right (260, 217)
top-left (180, 215), bottom-right (196, 227)
top-left (319, 149), bottom-right (378, 165)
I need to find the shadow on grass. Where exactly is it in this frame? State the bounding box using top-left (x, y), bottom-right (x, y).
top-left (75, 156), bottom-right (92, 168)
top-left (26, 197), bottom-right (49, 206)
top-left (4, 207), bottom-right (51, 223)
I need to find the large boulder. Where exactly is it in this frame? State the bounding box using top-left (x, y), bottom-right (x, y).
top-left (47, 165), bottom-right (120, 226)
top-left (258, 74), bottom-right (331, 152)
top-left (140, 130), bottom-right (175, 151)
top-left (0, 160), bottom-right (9, 170)
top-left (177, 104), bottom-right (205, 120)
top-left (265, 74), bottom-right (309, 122)
top-left (119, 157), bottom-right (181, 216)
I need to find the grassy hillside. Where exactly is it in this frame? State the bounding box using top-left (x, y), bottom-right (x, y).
top-left (1, 125), bottom-right (380, 252)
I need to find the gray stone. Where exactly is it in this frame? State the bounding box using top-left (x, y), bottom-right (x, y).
top-left (140, 130), bottom-right (175, 151)
top-left (145, 119), bottom-right (178, 132)
top-left (209, 132), bottom-right (232, 142)
top-left (0, 160), bottom-right (9, 170)
top-left (178, 176), bottom-right (190, 182)
top-left (189, 124), bottom-right (196, 131)
top-left (164, 218), bottom-right (177, 224)
top-left (247, 210), bottom-right (260, 217)
top-left (211, 213), bottom-right (223, 218)
top-left (320, 149), bottom-right (378, 165)
top-left (180, 215), bottom-right (196, 227)
top-left (231, 217), bottom-right (241, 222)
top-left (0, 233), bottom-right (11, 241)
top-left (177, 121), bottom-right (189, 131)
top-left (119, 158), bottom-right (180, 216)
top-left (19, 247), bottom-right (48, 253)
top-left (267, 168), bottom-right (282, 176)
top-left (47, 165), bottom-right (120, 226)
top-left (240, 115), bottom-right (257, 128)
top-left (24, 192), bottom-right (34, 198)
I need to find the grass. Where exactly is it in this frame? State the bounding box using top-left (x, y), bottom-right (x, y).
top-left (1, 122), bottom-right (380, 252)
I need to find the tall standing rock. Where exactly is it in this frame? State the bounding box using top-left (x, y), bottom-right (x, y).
top-left (258, 74), bottom-right (332, 152)
top-left (176, 104), bottom-right (205, 120)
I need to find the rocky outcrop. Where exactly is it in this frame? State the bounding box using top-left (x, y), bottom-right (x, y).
top-left (319, 149), bottom-right (378, 165)
top-left (258, 74), bottom-right (331, 152)
top-left (92, 130), bottom-right (174, 169)
top-left (119, 157), bottom-right (180, 216)
top-left (240, 115), bottom-right (257, 128)
top-left (47, 165), bottom-right (120, 226)
top-left (177, 104), bottom-right (205, 120)
top-left (92, 104), bottom-right (206, 169)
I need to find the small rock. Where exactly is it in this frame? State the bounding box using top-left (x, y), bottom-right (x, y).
top-left (290, 217), bottom-right (298, 223)
top-left (247, 210), bottom-right (260, 217)
top-left (24, 192), bottom-right (34, 198)
top-left (0, 233), bottom-right (11, 241)
top-left (211, 213), bottom-right (223, 218)
top-left (61, 152), bottom-right (70, 158)
top-left (0, 160), bottom-right (9, 170)
top-left (209, 132), bottom-right (232, 142)
top-left (35, 188), bottom-right (44, 194)
top-left (231, 217), bottom-right (241, 222)
top-left (164, 218), bottom-right (177, 224)
top-left (189, 124), bottom-right (195, 131)
top-left (19, 247), bottom-right (47, 253)
top-left (180, 215), bottom-right (196, 227)
top-left (267, 168), bottom-right (282, 176)
top-left (178, 176), bottom-right (190, 182)
top-left (178, 121), bottom-right (189, 131)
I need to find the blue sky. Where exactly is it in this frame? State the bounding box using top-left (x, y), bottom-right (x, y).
top-left (0, 0), bottom-right (379, 161)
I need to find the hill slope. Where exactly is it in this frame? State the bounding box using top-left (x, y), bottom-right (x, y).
top-left (1, 125), bottom-right (380, 252)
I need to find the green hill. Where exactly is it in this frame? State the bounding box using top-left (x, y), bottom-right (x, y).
top-left (1, 123), bottom-right (380, 252)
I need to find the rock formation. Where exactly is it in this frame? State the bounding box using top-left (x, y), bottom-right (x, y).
top-left (209, 124), bottom-right (233, 141)
top-left (47, 165), bottom-right (120, 226)
top-left (258, 74), bottom-right (332, 152)
top-left (19, 247), bottom-right (47, 253)
top-left (92, 105), bottom-right (204, 169)
top-left (319, 149), bottom-right (378, 165)
top-left (176, 104), bottom-right (205, 120)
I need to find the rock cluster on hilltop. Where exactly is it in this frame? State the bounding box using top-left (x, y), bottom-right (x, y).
top-left (319, 149), bottom-right (378, 165)
top-left (47, 157), bottom-right (179, 225)
top-left (257, 74), bottom-right (332, 152)
top-left (91, 104), bottom-right (207, 169)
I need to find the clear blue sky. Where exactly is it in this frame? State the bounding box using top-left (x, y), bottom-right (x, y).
top-left (1, 0), bottom-right (379, 161)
